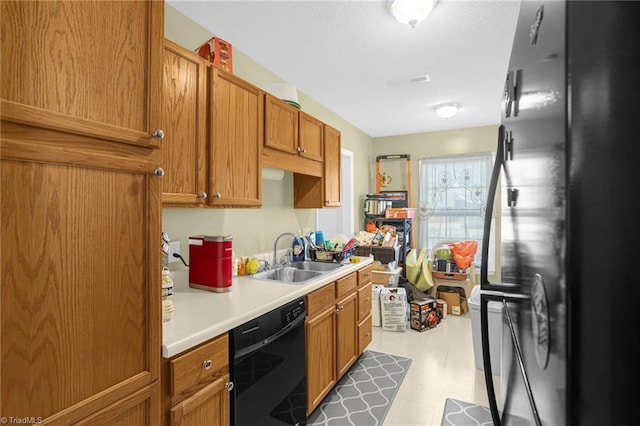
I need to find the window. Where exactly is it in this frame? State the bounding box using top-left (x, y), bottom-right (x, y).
top-left (418, 152), bottom-right (495, 271)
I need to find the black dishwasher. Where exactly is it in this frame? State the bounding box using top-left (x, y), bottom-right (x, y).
top-left (229, 296), bottom-right (307, 426)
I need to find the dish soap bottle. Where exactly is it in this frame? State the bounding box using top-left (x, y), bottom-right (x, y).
top-left (292, 233), bottom-right (306, 262)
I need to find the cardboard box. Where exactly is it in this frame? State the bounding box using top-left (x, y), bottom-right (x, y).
top-left (195, 37), bottom-right (233, 72)
top-left (385, 208), bottom-right (416, 219)
top-left (371, 266), bottom-right (402, 286)
top-left (380, 287), bottom-right (407, 332)
top-left (439, 290), bottom-right (469, 316)
top-left (371, 284), bottom-right (386, 327)
top-left (410, 299), bottom-right (439, 332)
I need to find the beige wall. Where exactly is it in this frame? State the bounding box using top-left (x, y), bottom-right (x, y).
top-left (163, 5), bottom-right (373, 263)
top-left (372, 125), bottom-right (501, 282)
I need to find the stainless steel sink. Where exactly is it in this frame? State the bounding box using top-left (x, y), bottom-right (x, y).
top-left (249, 261), bottom-right (343, 284)
top-left (250, 267), bottom-right (322, 284)
top-left (286, 261), bottom-right (344, 272)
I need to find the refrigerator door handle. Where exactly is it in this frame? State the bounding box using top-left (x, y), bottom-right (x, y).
top-left (480, 125), bottom-right (505, 425)
top-left (481, 124), bottom-right (504, 292)
top-left (503, 301), bottom-right (543, 426)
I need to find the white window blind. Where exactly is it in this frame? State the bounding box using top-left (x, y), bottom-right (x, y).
top-left (419, 152), bottom-right (495, 271)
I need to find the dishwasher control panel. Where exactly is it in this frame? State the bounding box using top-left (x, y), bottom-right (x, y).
top-left (283, 297), bottom-right (306, 324)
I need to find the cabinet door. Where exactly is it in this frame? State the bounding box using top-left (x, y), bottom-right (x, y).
top-left (161, 40), bottom-right (208, 205)
top-left (305, 306), bottom-right (336, 414)
top-left (1, 125), bottom-right (161, 424)
top-left (74, 382), bottom-right (160, 426)
top-left (209, 67), bottom-right (262, 207)
top-left (323, 124), bottom-right (342, 207)
top-left (298, 112), bottom-right (323, 162)
top-left (358, 314), bottom-right (373, 355)
top-left (335, 292), bottom-right (358, 378)
top-left (170, 375), bottom-right (230, 426)
top-left (264, 93), bottom-right (298, 155)
top-left (358, 282), bottom-right (373, 322)
top-left (0, 1), bottom-right (163, 148)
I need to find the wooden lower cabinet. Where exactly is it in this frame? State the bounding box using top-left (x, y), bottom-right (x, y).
top-left (305, 305), bottom-right (337, 413)
top-left (335, 292), bottom-right (358, 378)
top-left (358, 314), bottom-right (373, 354)
top-left (305, 266), bottom-right (372, 415)
top-left (170, 375), bottom-right (230, 426)
top-left (161, 334), bottom-right (230, 426)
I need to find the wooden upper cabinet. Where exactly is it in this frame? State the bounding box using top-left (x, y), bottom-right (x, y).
top-left (299, 112), bottom-right (324, 163)
top-left (0, 0), bottom-right (164, 148)
top-left (293, 124), bottom-right (342, 208)
top-left (264, 93), bottom-right (299, 155)
top-left (262, 95), bottom-right (322, 177)
top-left (161, 40), bottom-right (208, 205)
top-left (209, 67), bottom-right (263, 207)
top-left (323, 124), bottom-right (342, 207)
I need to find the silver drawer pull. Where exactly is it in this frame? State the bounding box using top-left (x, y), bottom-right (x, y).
top-left (225, 382), bottom-right (234, 391)
top-left (202, 359), bottom-right (213, 370)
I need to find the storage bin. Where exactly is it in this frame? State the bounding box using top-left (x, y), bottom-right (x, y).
top-left (371, 267), bottom-right (402, 286)
top-left (356, 245), bottom-right (399, 264)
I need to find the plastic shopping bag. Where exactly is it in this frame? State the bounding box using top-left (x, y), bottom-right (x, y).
top-left (415, 257), bottom-right (434, 291)
top-left (405, 248), bottom-right (425, 286)
top-left (450, 240), bottom-right (478, 270)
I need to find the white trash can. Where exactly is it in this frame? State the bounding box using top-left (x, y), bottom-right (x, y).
top-left (469, 285), bottom-right (502, 375)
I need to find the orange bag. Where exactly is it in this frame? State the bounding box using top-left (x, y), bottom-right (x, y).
top-left (450, 240), bottom-right (478, 269)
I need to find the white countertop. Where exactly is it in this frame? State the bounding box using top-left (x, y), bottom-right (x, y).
top-left (162, 257), bottom-right (373, 358)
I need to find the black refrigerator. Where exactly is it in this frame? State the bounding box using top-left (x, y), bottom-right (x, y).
top-left (480, 1), bottom-right (640, 425)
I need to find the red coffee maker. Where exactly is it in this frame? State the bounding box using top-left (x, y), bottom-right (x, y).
top-left (188, 235), bottom-right (233, 292)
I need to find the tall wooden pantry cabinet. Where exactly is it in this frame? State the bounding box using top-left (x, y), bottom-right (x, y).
top-left (1, 1), bottom-right (163, 424)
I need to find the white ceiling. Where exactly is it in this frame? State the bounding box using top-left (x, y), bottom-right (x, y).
top-left (168, 0), bottom-right (520, 138)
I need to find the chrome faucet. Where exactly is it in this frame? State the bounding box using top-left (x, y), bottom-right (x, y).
top-left (273, 232), bottom-right (297, 267)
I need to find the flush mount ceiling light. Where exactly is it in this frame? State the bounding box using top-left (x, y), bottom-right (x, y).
top-left (390, 0), bottom-right (438, 29)
top-left (435, 103), bottom-right (459, 119)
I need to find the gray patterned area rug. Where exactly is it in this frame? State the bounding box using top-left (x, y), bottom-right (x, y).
top-left (441, 398), bottom-right (493, 426)
top-left (307, 350), bottom-right (411, 426)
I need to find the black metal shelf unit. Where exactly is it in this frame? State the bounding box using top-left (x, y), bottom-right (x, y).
top-left (364, 216), bottom-right (412, 275)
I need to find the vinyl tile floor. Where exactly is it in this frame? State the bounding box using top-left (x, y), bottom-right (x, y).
top-left (367, 312), bottom-right (501, 426)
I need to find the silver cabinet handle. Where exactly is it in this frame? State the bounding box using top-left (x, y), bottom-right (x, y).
top-left (198, 192), bottom-right (208, 199)
top-left (202, 359), bottom-right (212, 370)
top-left (213, 192), bottom-right (222, 198)
top-left (365, 297), bottom-right (370, 302)
top-left (152, 168), bottom-right (164, 177)
top-left (225, 382), bottom-right (234, 391)
top-left (295, 146), bottom-right (301, 152)
top-left (302, 148), bottom-right (307, 153)
top-left (152, 129), bottom-right (165, 140)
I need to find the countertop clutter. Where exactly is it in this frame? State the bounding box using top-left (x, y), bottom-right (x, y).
top-left (162, 256), bottom-right (374, 358)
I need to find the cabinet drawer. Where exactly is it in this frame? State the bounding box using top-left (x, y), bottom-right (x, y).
top-left (357, 264), bottom-right (373, 287)
top-left (358, 314), bottom-right (372, 355)
top-left (170, 334), bottom-right (229, 398)
top-left (335, 272), bottom-right (357, 300)
top-left (357, 282), bottom-right (372, 322)
top-left (306, 282), bottom-right (336, 318)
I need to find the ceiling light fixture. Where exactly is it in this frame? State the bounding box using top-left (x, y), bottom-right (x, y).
top-left (435, 103), bottom-right (459, 119)
top-left (390, 0), bottom-right (438, 29)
